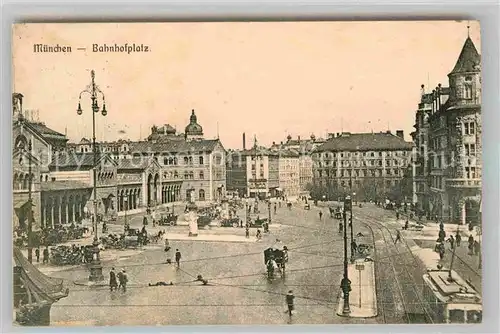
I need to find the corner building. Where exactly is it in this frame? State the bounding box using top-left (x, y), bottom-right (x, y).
top-left (412, 35), bottom-right (481, 224)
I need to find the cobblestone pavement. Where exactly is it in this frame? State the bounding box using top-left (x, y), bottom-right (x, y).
top-left (47, 201), bottom-right (378, 325)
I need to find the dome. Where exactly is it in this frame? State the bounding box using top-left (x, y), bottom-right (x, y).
top-left (310, 133), bottom-right (316, 140)
top-left (286, 134), bottom-right (292, 141)
top-left (185, 109), bottom-right (203, 136)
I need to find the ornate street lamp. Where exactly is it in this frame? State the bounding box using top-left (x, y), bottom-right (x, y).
top-left (77, 69), bottom-right (107, 283)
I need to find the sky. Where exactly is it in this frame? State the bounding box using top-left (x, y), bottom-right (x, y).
top-left (12, 21), bottom-right (480, 149)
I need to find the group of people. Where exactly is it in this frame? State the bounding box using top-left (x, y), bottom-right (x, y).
top-left (109, 267), bottom-right (128, 292)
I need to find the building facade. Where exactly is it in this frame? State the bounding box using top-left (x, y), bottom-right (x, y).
top-left (130, 110), bottom-right (226, 202)
top-left (412, 35), bottom-right (481, 224)
top-left (277, 149), bottom-right (300, 197)
top-left (312, 131), bottom-right (413, 201)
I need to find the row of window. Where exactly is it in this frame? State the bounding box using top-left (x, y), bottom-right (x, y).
top-left (315, 150), bottom-right (408, 159)
top-left (316, 179), bottom-right (399, 188)
top-left (162, 156), bottom-right (223, 166)
top-left (318, 159), bottom-right (407, 168)
top-left (317, 168), bottom-right (401, 178)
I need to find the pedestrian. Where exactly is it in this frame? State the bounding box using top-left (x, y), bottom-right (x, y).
top-left (285, 290), bottom-right (295, 317)
top-left (175, 249), bottom-right (181, 267)
top-left (473, 240), bottom-right (480, 255)
top-left (455, 232), bottom-right (462, 247)
top-left (43, 247), bottom-right (49, 264)
top-left (439, 245), bottom-right (445, 260)
top-left (394, 230), bottom-right (402, 244)
top-left (256, 229), bottom-right (262, 240)
top-left (338, 222), bottom-right (343, 234)
top-left (448, 235), bottom-right (455, 249)
top-left (468, 235), bottom-right (474, 255)
top-left (404, 219), bottom-right (409, 230)
top-left (319, 211), bottom-right (323, 220)
top-left (245, 226), bottom-right (250, 238)
top-left (164, 238), bottom-right (171, 252)
top-left (119, 269), bottom-right (128, 292)
top-left (109, 267), bottom-right (118, 291)
top-left (439, 221), bottom-right (444, 231)
top-left (35, 247), bottom-right (40, 263)
top-left (274, 204), bottom-right (277, 214)
top-left (117, 270), bottom-right (123, 290)
top-left (351, 240), bottom-right (357, 255)
top-left (396, 211), bottom-right (400, 220)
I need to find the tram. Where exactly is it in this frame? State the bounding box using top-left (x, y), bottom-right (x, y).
top-left (422, 268), bottom-right (482, 324)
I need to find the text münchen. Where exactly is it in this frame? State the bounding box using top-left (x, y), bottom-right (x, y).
top-left (33, 44), bottom-right (72, 53)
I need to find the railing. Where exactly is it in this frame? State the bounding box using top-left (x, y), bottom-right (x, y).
top-left (446, 178), bottom-right (481, 188)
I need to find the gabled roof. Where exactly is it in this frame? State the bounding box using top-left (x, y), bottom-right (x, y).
top-left (117, 157), bottom-right (160, 170)
top-left (315, 132), bottom-right (413, 153)
top-left (49, 152), bottom-right (117, 169)
top-left (130, 139), bottom-right (224, 154)
top-left (449, 37), bottom-right (481, 75)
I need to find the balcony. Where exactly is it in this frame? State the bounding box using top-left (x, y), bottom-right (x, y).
top-left (446, 178), bottom-right (481, 188)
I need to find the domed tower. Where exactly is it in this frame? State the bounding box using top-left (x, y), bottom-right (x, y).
top-left (184, 109), bottom-right (204, 141)
top-left (447, 34), bottom-right (481, 106)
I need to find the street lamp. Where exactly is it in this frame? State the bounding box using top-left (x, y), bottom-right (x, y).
top-left (77, 69), bottom-right (107, 283)
top-left (341, 195), bottom-right (352, 315)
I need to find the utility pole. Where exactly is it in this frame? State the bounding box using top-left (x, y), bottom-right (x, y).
top-left (349, 171), bottom-right (355, 262)
top-left (341, 195), bottom-right (352, 315)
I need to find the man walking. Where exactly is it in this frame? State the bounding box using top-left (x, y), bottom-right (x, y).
top-left (109, 267), bottom-right (118, 291)
top-left (394, 230), bottom-right (402, 244)
top-left (245, 226), bottom-right (250, 238)
top-left (285, 290), bottom-right (295, 317)
top-left (455, 232), bottom-right (462, 247)
top-left (318, 211), bottom-right (323, 220)
top-left (35, 247), bottom-right (40, 263)
top-left (119, 269), bottom-right (128, 292)
top-left (175, 249), bottom-right (182, 267)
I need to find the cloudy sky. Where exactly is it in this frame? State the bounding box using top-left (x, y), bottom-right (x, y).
top-left (13, 21), bottom-right (480, 149)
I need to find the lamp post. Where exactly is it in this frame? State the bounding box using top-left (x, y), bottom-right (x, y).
top-left (341, 195), bottom-right (352, 315)
top-left (77, 69), bottom-right (107, 282)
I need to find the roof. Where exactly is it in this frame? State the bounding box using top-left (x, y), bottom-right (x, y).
top-left (314, 132), bottom-right (413, 153)
top-left (79, 138), bottom-right (91, 144)
top-left (41, 180), bottom-right (92, 191)
top-left (241, 147), bottom-right (277, 156)
top-left (425, 269), bottom-right (481, 304)
top-left (449, 37), bottom-right (481, 75)
top-left (27, 122), bottom-right (67, 142)
top-left (116, 157), bottom-right (151, 170)
top-left (130, 139), bottom-right (223, 154)
top-left (49, 152), bottom-right (117, 168)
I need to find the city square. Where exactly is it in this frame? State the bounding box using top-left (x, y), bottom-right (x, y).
top-left (12, 21), bottom-right (482, 326)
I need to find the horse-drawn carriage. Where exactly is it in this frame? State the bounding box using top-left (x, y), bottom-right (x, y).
top-left (329, 207), bottom-right (343, 219)
top-left (221, 217), bottom-right (241, 228)
top-left (159, 213), bottom-right (178, 226)
top-left (249, 217), bottom-right (268, 228)
top-left (264, 247), bottom-right (287, 279)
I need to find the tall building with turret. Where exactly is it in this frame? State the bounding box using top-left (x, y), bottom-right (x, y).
top-left (411, 33), bottom-right (481, 225)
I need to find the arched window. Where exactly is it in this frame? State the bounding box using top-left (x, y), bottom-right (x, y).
top-left (464, 84), bottom-right (473, 99)
top-left (199, 171), bottom-right (204, 179)
top-left (40, 175), bottom-right (43, 182)
top-left (22, 174), bottom-right (28, 189)
top-left (184, 157), bottom-right (189, 165)
top-left (199, 189), bottom-right (205, 201)
top-left (45, 175), bottom-right (49, 182)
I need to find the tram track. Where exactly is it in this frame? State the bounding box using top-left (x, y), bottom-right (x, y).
top-left (354, 210), bottom-right (433, 324)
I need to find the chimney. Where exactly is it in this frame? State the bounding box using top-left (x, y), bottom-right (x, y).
top-left (396, 130), bottom-right (404, 139)
top-left (298, 135), bottom-right (300, 141)
top-left (243, 132), bottom-right (246, 150)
